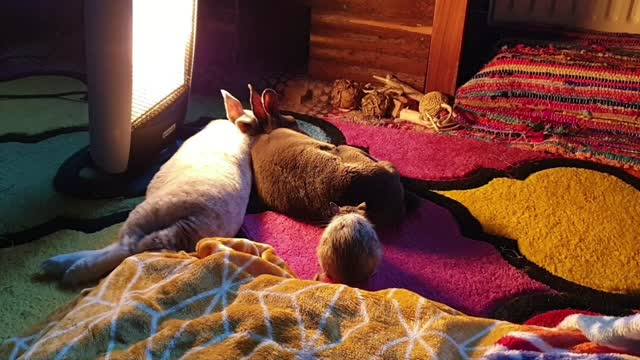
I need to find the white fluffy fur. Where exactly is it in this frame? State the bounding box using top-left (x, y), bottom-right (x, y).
top-left (317, 211), bottom-right (383, 285)
top-left (42, 92), bottom-right (254, 286)
top-left (322, 213), bottom-right (378, 248)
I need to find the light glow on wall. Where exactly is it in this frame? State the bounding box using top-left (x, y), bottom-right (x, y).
top-left (131, 0), bottom-right (195, 123)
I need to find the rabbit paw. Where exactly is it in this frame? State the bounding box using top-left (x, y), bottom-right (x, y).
top-left (41, 250), bottom-right (97, 278)
top-left (61, 258), bottom-right (100, 287)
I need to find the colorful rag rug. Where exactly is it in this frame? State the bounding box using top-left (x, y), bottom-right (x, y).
top-left (3, 237), bottom-right (639, 360)
top-left (454, 32), bottom-right (640, 171)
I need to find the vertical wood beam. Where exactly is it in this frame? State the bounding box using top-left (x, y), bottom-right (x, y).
top-left (425, 0), bottom-right (470, 96)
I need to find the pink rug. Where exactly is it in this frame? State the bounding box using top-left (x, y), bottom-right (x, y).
top-left (323, 116), bottom-right (556, 182)
top-left (242, 198), bottom-right (552, 316)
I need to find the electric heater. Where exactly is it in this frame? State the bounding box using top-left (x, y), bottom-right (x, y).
top-left (56, 0), bottom-right (198, 198)
top-left (86, 0), bottom-right (198, 173)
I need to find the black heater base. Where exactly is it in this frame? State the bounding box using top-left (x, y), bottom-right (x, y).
top-left (54, 143), bottom-right (180, 199)
top-left (53, 119), bottom-right (212, 199)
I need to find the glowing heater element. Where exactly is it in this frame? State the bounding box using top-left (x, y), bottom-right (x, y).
top-left (131, 0), bottom-right (194, 123)
top-left (85, 0), bottom-right (197, 174)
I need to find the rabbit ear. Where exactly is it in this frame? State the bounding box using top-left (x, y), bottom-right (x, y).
top-left (249, 84), bottom-right (269, 122)
top-left (357, 202), bottom-right (367, 211)
top-left (221, 90), bottom-right (244, 123)
top-left (262, 88), bottom-right (280, 117)
top-left (235, 117), bottom-right (260, 136)
top-left (262, 89), bottom-right (282, 132)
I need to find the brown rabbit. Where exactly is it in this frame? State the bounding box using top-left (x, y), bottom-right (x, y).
top-left (236, 85), bottom-right (412, 229)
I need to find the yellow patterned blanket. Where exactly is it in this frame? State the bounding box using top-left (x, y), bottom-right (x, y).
top-left (3, 238), bottom-right (639, 359)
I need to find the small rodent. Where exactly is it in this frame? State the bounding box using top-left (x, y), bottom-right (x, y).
top-left (315, 202), bottom-right (383, 288)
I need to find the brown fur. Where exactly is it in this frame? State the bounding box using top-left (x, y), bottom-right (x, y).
top-left (239, 85), bottom-right (408, 229)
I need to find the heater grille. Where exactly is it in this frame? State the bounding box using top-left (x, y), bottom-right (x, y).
top-left (490, 0), bottom-right (640, 34)
top-left (131, 0), bottom-right (197, 125)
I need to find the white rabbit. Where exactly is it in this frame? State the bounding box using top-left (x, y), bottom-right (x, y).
top-left (42, 89), bottom-right (255, 286)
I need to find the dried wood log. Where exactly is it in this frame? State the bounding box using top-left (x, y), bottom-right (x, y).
top-left (372, 74), bottom-right (424, 101)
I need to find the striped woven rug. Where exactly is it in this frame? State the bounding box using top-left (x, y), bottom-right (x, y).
top-left (454, 32), bottom-right (640, 171)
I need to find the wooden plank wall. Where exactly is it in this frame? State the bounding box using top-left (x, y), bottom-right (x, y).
top-left (303, 0), bottom-right (436, 89)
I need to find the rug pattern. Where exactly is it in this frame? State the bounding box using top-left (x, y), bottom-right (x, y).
top-left (0, 224), bottom-right (120, 341)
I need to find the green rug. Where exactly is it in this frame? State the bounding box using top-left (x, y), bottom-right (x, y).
top-left (0, 224), bottom-right (121, 341)
top-left (0, 76), bottom-right (87, 136)
top-left (0, 133), bottom-right (142, 235)
top-left (0, 75), bottom-right (226, 137)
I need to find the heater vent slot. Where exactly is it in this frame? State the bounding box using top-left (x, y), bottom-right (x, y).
top-left (490, 0), bottom-right (640, 34)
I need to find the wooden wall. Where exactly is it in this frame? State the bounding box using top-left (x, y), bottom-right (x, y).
top-left (426, 0), bottom-right (470, 95)
top-left (303, 0), bottom-right (436, 89)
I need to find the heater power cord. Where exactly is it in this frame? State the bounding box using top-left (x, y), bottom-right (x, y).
top-left (0, 90), bottom-right (87, 102)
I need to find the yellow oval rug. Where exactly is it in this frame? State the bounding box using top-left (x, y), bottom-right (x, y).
top-left (439, 167), bottom-right (640, 295)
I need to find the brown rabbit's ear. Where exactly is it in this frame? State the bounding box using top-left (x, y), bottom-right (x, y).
top-left (357, 202), bottom-right (367, 211)
top-left (261, 88), bottom-right (282, 132)
top-left (249, 84), bottom-right (269, 122)
top-left (221, 90), bottom-right (244, 123)
top-left (329, 202), bottom-right (340, 215)
top-left (262, 88), bottom-right (280, 117)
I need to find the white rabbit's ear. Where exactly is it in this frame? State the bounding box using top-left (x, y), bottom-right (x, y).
top-left (221, 90), bottom-right (244, 123)
top-left (235, 116), bottom-right (260, 136)
top-left (249, 84), bottom-right (269, 123)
